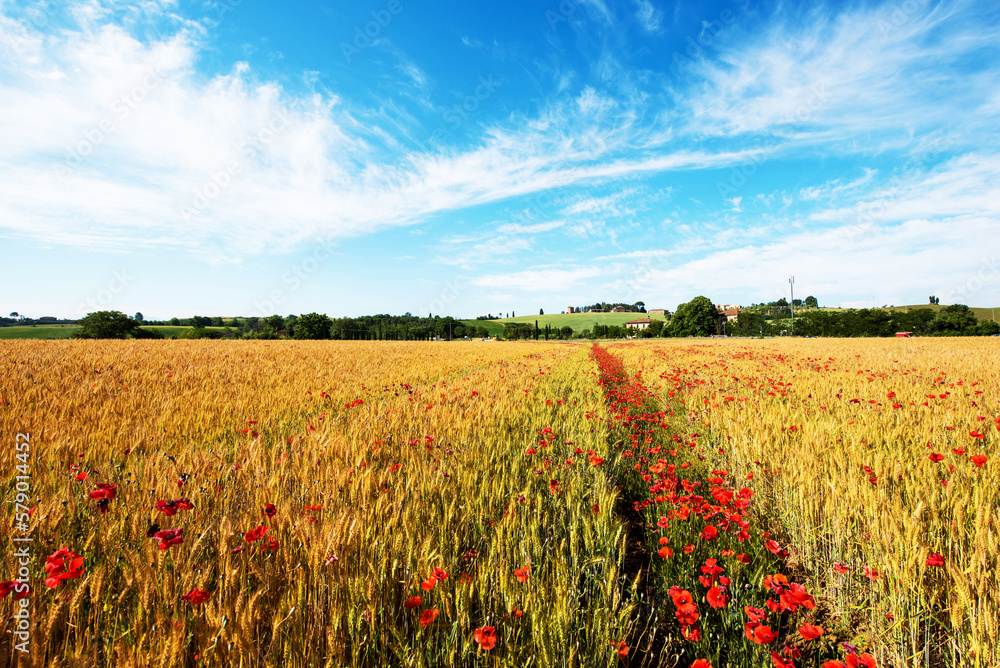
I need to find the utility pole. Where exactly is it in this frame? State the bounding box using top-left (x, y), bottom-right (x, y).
top-left (789, 276), bottom-right (795, 336)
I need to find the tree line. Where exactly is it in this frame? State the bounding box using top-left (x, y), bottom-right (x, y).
top-left (60, 302), bottom-right (1000, 340)
top-left (72, 311), bottom-right (492, 340)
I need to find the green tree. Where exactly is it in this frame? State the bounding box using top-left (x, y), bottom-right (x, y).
top-left (133, 312), bottom-right (144, 322)
top-left (734, 309), bottom-right (765, 337)
top-left (294, 312), bottom-right (333, 340)
top-left (804, 296), bottom-right (818, 309)
top-left (930, 304), bottom-right (978, 334)
top-left (669, 296), bottom-right (719, 337)
top-left (263, 315), bottom-right (285, 334)
top-left (76, 311), bottom-right (141, 339)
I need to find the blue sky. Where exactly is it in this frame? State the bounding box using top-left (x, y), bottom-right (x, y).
top-left (2, 0), bottom-right (999, 320)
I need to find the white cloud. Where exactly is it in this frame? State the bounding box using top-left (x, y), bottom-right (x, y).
top-left (799, 169), bottom-right (877, 201)
top-left (641, 214), bottom-right (1000, 309)
top-left (472, 267), bottom-right (604, 292)
top-left (0, 2), bottom-right (770, 261)
top-left (633, 0), bottom-right (661, 32)
top-left (561, 188), bottom-right (638, 217)
top-left (682, 1), bottom-right (1000, 144)
top-left (595, 249), bottom-right (677, 260)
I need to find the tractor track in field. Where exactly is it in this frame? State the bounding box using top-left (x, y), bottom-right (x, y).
top-left (591, 343), bottom-right (675, 667)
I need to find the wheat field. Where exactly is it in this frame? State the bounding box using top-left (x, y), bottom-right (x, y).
top-left (1, 338), bottom-right (996, 667)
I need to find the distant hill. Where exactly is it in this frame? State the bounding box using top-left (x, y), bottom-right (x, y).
top-left (460, 312), bottom-right (667, 336)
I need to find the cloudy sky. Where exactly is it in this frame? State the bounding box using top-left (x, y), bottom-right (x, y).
top-left (2, 0), bottom-right (999, 320)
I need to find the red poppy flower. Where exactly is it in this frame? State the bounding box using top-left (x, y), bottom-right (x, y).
top-left (44, 547), bottom-right (85, 588)
top-left (751, 624), bottom-right (776, 644)
top-left (611, 640), bottom-right (628, 658)
top-left (763, 574), bottom-right (788, 591)
top-left (799, 623), bottom-right (823, 639)
top-left (926, 553), bottom-right (945, 567)
top-left (701, 525), bottom-right (719, 541)
top-left (701, 558), bottom-right (723, 577)
top-left (707, 586), bottom-right (729, 609)
top-left (780, 582), bottom-right (816, 611)
top-left (846, 654), bottom-right (877, 668)
top-left (514, 566), bottom-right (530, 583)
top-left (182, 588), bottom-right (211, 605)
top-left (690, 660), bottom-right (712, 668)
top-left (264, 503), bottom-right (276, 517)
top-left (822, 662), bottom-right (847, 668)
top-left (419, 608), bottom-right (439, 627)
top-left (474, 626), bottom-right (497, 650)
top-left (156, 498), bottom-right (194, 516)
top-left (244, 525), bottom-right (268, 542)
top-left (152, 529), bottom-right (184, 551)
top-left (432, 567), bottom-right (449, 581)
top-left (771, 651), bottom-right (794, 668)
top-left (929, 453), bottom-right (944, 463)
top-left (675, 604), bottom-right (699, 626)
top-left (765, 540), bottom-right (788, 556)
top-left (0, 581), bottom-right (29, 600)
top-left (681, 625), bottom-right (702, 642)
top-left (421, 575), bottom-right (437, 591)
top-left (670, 588), bottom-right (694, 607)
top-left (833, 562), bottom-right (852, 574)
top-left (745, 606), bottom-right (766, 622)
top-left (970, 455), bottom-right (987, 467)
top-left (89, 483), bottom-right (117, 501)
top-left (403, 595), bottom-right (422, 608)
top-left (658, 546), bottom-right (673, 559)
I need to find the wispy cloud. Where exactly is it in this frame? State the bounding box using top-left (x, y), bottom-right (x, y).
top-left (680, 1), bottom-right (1000, 145)
top-left (633, 0), bottom-right (661, 32)
top-left (799, 168), bottom-right (877, 200)
top-left (472, 266), bottom-right (604, 292)
top-left (0, 2), bottom-right (774, 261)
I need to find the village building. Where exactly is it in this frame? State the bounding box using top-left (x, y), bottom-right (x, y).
top-left (625, 318), bottom-right (652, 330)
